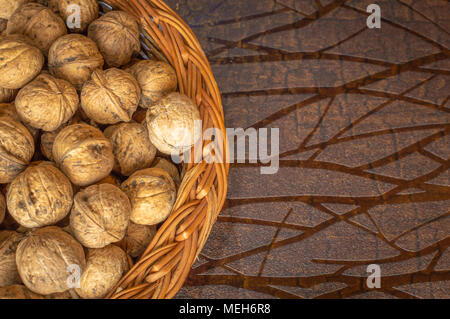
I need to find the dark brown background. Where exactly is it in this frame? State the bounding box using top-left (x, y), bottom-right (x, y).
top-left (167, 0), bottom-right (450, 299)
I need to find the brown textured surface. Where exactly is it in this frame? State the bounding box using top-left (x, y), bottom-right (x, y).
top-left (167, 0), bottom-right (450, 299)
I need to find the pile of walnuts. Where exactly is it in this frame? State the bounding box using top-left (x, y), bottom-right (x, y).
top-left (0, 0), bottom-right (202, 299)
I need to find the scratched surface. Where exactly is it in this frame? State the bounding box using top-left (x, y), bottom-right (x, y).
top-left (167, 0), bottom-right (450, 299)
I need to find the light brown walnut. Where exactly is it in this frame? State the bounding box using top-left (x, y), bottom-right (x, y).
top-left (0, 0), bottom-right (33, 20)
top-left (0, 231), bottom-right (25, 287)
top-left (120, 222), bottom-right (156, 258)
top-left (152, 157), bottom-right (181, 187)
top-left (57, 0), bottom-right (99, 33)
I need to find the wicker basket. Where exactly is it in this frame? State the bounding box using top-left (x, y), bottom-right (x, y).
top-left (98, 0), bottom-right (229, 299)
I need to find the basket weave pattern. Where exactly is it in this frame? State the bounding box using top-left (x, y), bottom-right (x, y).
top-left (100, 0), bottom-right (228, 299)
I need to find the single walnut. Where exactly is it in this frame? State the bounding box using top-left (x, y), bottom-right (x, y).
top-left (0, 231), bottom-right (25, 287)
top-left (0, 87), bottom-right (17, 103)
top-left (104, 122), bottom-right (156, 176)
top-left (88, 11), bottom-right (140, 67)
top-left (70, 183), bottom-right (130, 248)
top-left (16, 226), bottom-right (86, 295)
top-left (15, 73), bottom-right (79, 131)
top-left (6, 162), bottom-right (73, 228)
top-left (120, 222), bottom-right (156, 258)
top-left (48, 34), bottom-right (104, 90)
top-left (76, 245), bottom-right (129, 299)
top-left (6, 3), bottom-right (67, 55)
top-left (81, 68), bottom-right (140, 124)
top-left (0, 102), bottom-right (39, 141)
top-left (0, 35), bottom-right (44, 89)
top-left (52, 123), bottom-right (114, 186)
top-left (0, 116), bottom-right (35, 183)
top-left (152, 157), bottom-right (181, 187)
top-left (0, 285), bottom-right (44, 299)
top-left (58, 0), bottom-right (99, 33)
top-left (126, 60), bottom-right (177, 108)
top-left (0, 193), bottom-right (5, 225)
top-left (121, 168), bottom-right (176, 226)
top-left (0, 0), bottom-right (33, 20)
top-left (146, 92), bottom-right (201, 155)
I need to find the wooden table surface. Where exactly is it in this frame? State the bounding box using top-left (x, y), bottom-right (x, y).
top-left (167, 0), bottom-right (450, 299)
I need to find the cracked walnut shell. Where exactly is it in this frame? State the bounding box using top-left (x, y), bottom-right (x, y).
top-left (15, 73), bottom-right (79, 131)
top-left (0, 231), bottom-right (25, 287)
top-left (104, 122), bottom-right (156, 176)
top-left (16, 226), bottom-right (86, 295)
top-left (6, 162), bottom-right (73, 228)
top-left (121, 168), bottom-right (176, 226)
top-left (88, 10), bottom-right (140, 67)
top-left (0, 116), bottom-right (35, 184)
top-left (81, 68), bottom-right (141, 124)
top-left (48, 34), bottom-right (104, 90)
top-left (52, 123), bottom-right (114, 186)
top-left (70, 183), bottom-right (131, 248)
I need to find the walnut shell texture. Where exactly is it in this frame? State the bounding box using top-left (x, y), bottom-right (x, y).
top-left (0, 193), bottom-right (5, 225)
top-left (120, 222), bottom-right (156, 258)
top-left (0, 285), bottom-right (44, 299)
top-left (126, 60), bottom-right (177, 108)
top-left (88, 10), bottom-right (140, 67)
top-left (0, 231), bottom-right (25, 287)
top-left (104, 122), bottom-right (156, 176)
top-left (7, 162), bottom-right (73, 228)
top-left (0, 0), bottom-right (33, 20)
top-left (15, 73), bottom-right (79, 131)
top-left (15, 226), bottom-right (86, 295)
top-left (52, 123), bottom-right (114, 186)
top-left (70, 183), bottom-right (130, 248)
top-left (121, 168), bottom-right (176, 226)
top-left (81, 68), bottom-right (140, 124)
top-left (58, 0), bottom-right (99, 33)
top-left (0, 87), bottom-right (17, 103)
top-left (76, 245), bottom-right (129, 299)
top-left (0, 116), bottom-right (35, 183)
top-left (6, 3), bottom-right (67, 55)
top-left (152, 157), bottom-right (181, 187)
top-left (48, 34), bottom-right (104, 90)
top-left (146, 92), bottom-right (201, 155)
top-left (0, 35), bottom-right (44, 89)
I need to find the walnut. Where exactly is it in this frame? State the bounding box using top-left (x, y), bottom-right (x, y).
top-left (70, 183), bottom-right (130, 248)
top-left (6, 162), bottom-right (73, 228)
top-left (76, 245), bottom-right (129, 299)
top-left (16, 226), bottom-right (86, 295)
top-left (120, 222), bottom-right (156, 258)
top-left (6, 2), bottom-right (67, 55)
top-left (57, 0), bottom-right (99, 33)
top-left (126, 60), bottom-right (177, 108)
top-left (146, 92), bottom-right (201, 155)
top-left (104, 122), bottom-right (156, 176)
top-left (88, 10), bottom-right (140, 67)
top-left (0, 35), bottom-right (44, 89)
top-left (52, 123), bottom-right (114, 186)
top-left (0, 0), bottom-right (33, 20)
top-left (0, 285), bottom-right (44, 299)
top-left (80, 68), bottom-right (140, 124)
top-left (15, 73), bottom-right (79, 131)
top-left (121, 168), bottom-right (176, 226)
top-left (48, 34), bottom-right (104, 90)
top-left (0, 102), bottom-right (39, 140)
top-left (0, 87), bottom-right (17, 103)
top-left (0, 116), bottom-right (35, 183)
top-left (0, 231), bottom-right (25, 287)
top-left (152, 157), bottom-right (181, 187)
top-left (0, 193), bottom-right (5, 225)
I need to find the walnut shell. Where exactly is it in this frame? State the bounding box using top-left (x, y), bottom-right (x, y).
top-left (6, 162), bottom-right (73, 228)
top-left (146, 92), bottom-right (201, 155)
top-left (0, 102), bottom-right (39, 141)
top-left (48, 34), bottom-right (104, 90)
top-left (52, 123), bottom-right (114, 186)
top-left (76, 245), bottom-right (129, 299)
top-left (58, 0), bottom-right (99, 33)
top-left (0, 87), bottom-right (17, 103)
top-left (104, 122), bottom-right (156, 176)
top-left (15, 73), bottom-right (79, 131)
top-left (0, 0), bottom-right (33, 20)
top-left (81, 68), bottom-right (140, 124)
top-left (6, 3), bottom-right (67, 55)
top-left (0, 285), bottom-right (44, 299)
top-left (126, 60), bottom-right (177, 108)
top-left (121, 168), bottom-right (176, 226)
top-left (70, 184), bottom-right (130, 248)
top-left (0, 35), bottom-right (44, 89)
top-left (16, 226), bottom-right (86, 295)
top-left (120, 222), bottom-right (156, 258)
top-left (152, 157), bottom-right (181, 187)
top-left (0, 231), bottom-right (25, 287)
top-left (0, 193), bottom-right (5, 225)
top-left (88, 10), bottom-right (140, 67)
top-left (0, 116), bottom-right (35, 183)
